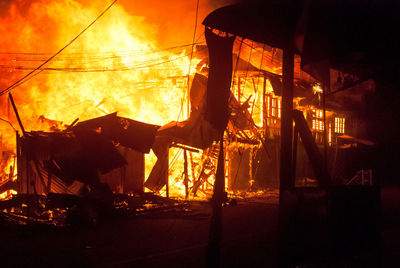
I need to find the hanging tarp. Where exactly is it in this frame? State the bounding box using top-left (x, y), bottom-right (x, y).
top-left (204, 27), bottom-right (235, 132)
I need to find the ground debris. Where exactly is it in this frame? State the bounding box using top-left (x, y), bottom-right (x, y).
top-left (0, 192), bottom-right (192, 229)
top-left (112, 192), bottom-right (191, 217)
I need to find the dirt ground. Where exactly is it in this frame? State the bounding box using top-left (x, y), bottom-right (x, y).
top-left (0, 187), bottom-right (400, 267)
top-left (0, 196), bottom-right (279, 268)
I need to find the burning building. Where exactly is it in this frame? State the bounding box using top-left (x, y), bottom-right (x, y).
top-left (1, 39), bottom-right (369, 202)
top-left (0, 0), bottom-right (378, 204)
top-left (0, 1), bottom-right (397, 267)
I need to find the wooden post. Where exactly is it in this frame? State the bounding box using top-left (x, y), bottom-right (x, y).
top-left (26, 145), bottom-right (29, 196)
top-left (16, 131), bottom-right (21, 193)
top-left (213, 134), bottom-right (225, 201)
top-left (279, 47), bottom-right (294, 195)
top-left (187, 74), bottom-right (191, 118)
top-left (8, 93), bottom-right (25, 134)
top-left (292, 124), bottom-right (299, 182)
top-left (9, 93), bottom-right (28, 196)
top-left (165, 147), bottom-right (169, 198)
top-left (184, 149), bottom-right (189, 199)
top-left (278, 46), bottom-right (294, 267)
top-left (322, 85), bottom-right (328, 172)
top-left (263, 76), bottom-right (267, 133)
top-left (207, 133), bottom-right (225, 268)
top-left (238, 77), bottom-right (241, 105)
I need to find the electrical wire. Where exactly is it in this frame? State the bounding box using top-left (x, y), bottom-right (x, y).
top-left (176, 0), bottom-right (201, 123)
top-left (0, 45), bottom-right (208, 73)
top-left (0, 42), bottom-right (206, 70)
top-left (0, 0), bottom-right (118, 97)
top-left (0, 42), bottom-right (205, 57)
top-left (0, 118), bottom-right (17, 131)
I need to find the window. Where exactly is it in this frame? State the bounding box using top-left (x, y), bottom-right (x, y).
top-left (335, 117), bottom-right (345, 134)
top-left (312, 109), bottom-right (324, 131)
top-left (269, 96), bottom-right (280, 118)
top-left (264, 94), bottom-right (281, 128)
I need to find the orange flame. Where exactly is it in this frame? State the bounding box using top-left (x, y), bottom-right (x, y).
top-left (0, 0), bottom-right (209, 198)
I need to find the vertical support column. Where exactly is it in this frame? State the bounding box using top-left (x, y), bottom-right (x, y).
top-left (9, 93), bottom-right (25, 134)
top-left (165, 149), bottom-right (169, 198)
top-left (263, 76), bottom-right (267, 134)
top-left (238, 77), bottom-right (241, 105)
top-left (187, 74), bottom-right (191, 118)
top-left (184, 149), bottom-right (189, 199)
top-left (278, 46), bottom-right (295, 268)
top-left (16, 131), bottom-right (21, 192)
top-left (9, 93), bottom-right (28, 195)
top-left (292, 124), bottom-right (299, 182)
top-left (322, 85), bottom-right (328, 172)
top-left (214, 133), bottom-right (225, 201)
top-left (279, 47), bottom-right (295, 196)
top-left (23, 137), bottom-right (29, 195)
top-left (120, 149), bottom-right (126, 194)
top-left (207, 132), bottom-right (225, 267)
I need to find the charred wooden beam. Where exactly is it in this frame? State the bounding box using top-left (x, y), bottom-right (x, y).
top-left (193, 169), bottom-right (214, 196)
top-left (170, 143), bottom-right (200, 153)
top-left (165, 151), bottom-right (169, 198)
top-left (8, 93), bottom-right (25, 134)
top-left (184, 150), bottom-right (189, 199)
top-left (63, 118), bottom-right (79, 132)
top-left (293, 110), bottom-right (331, 187)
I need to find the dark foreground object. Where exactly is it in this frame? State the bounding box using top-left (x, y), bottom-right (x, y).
top-left (0, 197), bottom-right (279, 267)
top-left (1, 186), bottom-right (400, 267)
top-left (328, 186), bottom-right (381, 260)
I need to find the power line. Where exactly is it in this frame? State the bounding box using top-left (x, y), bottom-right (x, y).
top-left (0, 42), bottom-right (205, 57)
top-left (0, 118), bottom-right (16, 131)
top-left (177, 0), bottom-right (201, 123)
top-left (0, 46), bottom-right (208, 73)
top-left (0, 0), bottom-right (118, 96)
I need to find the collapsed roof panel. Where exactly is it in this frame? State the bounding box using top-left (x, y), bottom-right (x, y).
top-left (74, 113), bottom-right (160, 154)
top-left (25, 130), bottom-right (126, 187)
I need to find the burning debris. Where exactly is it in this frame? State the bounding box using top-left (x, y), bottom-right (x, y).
top-left (0, 2), bottom-right (394, 268)
top-left (0, 37), bottom-right (369, 199)
top-left (0, 1), bottom-right (379, 234)
top-left (0, 192), bottom-right (192, 229)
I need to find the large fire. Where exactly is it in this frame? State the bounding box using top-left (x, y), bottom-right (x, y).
top-left (0, 0), bottom-right (211, 198)
top-left (0, 1), bottom-right (337, 201)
